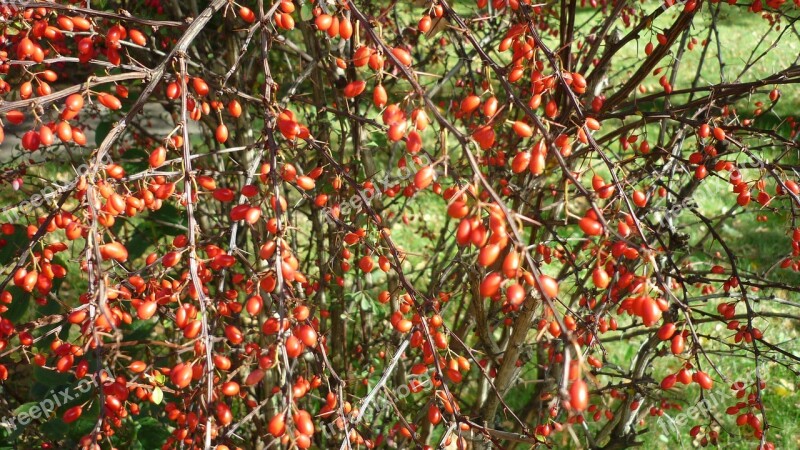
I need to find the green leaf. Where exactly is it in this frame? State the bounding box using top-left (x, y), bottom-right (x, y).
top-left (36, 292), bottom-right (63, 317)
top-left (4, 287), bottom-right (29, 323)
top-left (32, 365), bottom-right (72, 389)
top-left (147, 202), bottom-right (185, 234)
top-left (123, 315), bottom-right (157, 341)
top-left (13, 402), bottom-right (38, 416)
top-left (360, 293), bottom-right (374, 312)
top-left (150, 387), bottom-right (163, 405)
top-left (300, 1), bottom-right (314, 21)
top-left (40, 402), bottom-right (97, 442)
top-left (57, 323), bottom-right (73, 341)
top-left (0, 224), bottom-right (27, 263)
top-left (124, 203), bottom-right (185, 260)
top-left (95, 121), bottom-right (113, 147)
top-left (34, 325), bottom-right (61, 351)
top-left (125, 226), bottom-right (155, 261)
top-left (134, 416), bottom-right (171, 448)
top-left (119, 148), bottom-right (149, 174)
top-left (345, 291), bottom-right (373, 312)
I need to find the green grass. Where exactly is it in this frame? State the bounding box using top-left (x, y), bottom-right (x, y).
top-left (383, 4), bottom-right (800, 449)
top-left (575, 5), bottom-right (800, 115)
top-left (572, 8), bottom-right (800, 449)
top-left (3, 3), bottom-right (799, 449)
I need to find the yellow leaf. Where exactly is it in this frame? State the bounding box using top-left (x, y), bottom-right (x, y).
top-left (775, 385), bottom-right (790, 397)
